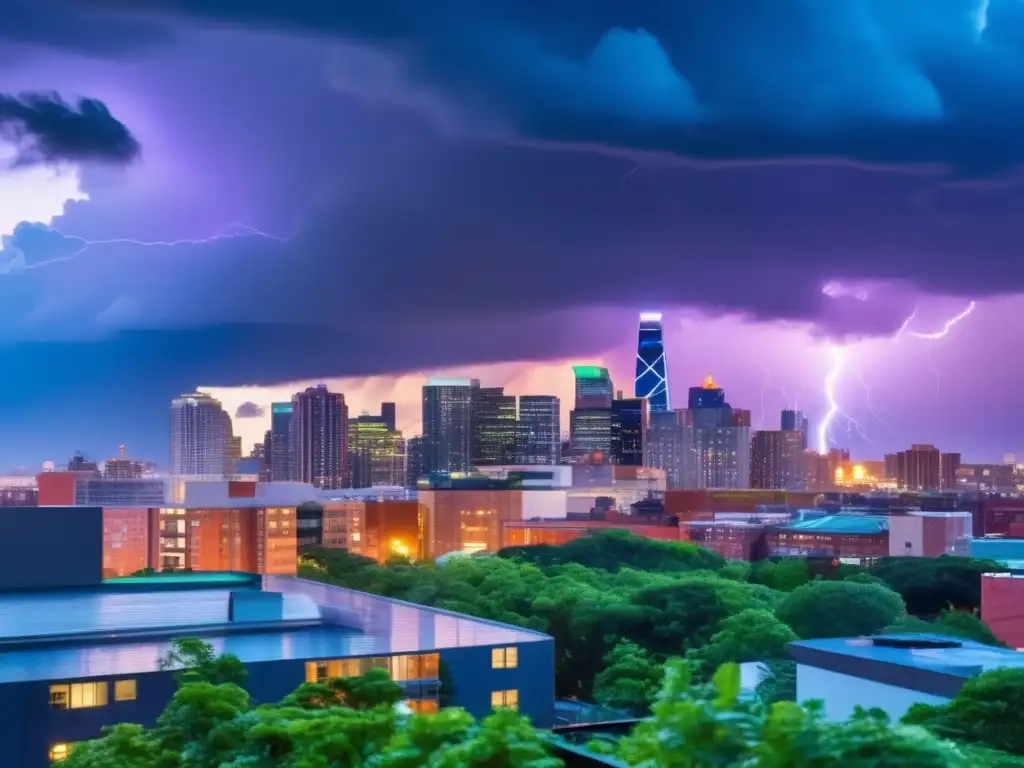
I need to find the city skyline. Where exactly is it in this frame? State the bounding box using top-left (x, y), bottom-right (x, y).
top-left (5, 5), bottom-right (1024, 465)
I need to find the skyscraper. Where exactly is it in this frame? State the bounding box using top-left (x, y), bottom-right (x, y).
top-left (645, 410), bottom-right (695, 489)
top-left (750, 430), bottom-right (805, 489)
top-left (170, 392), bottom-right (231, 478)
top-left (422, 378), bottom-right (475, 474)
top-left (781, 409), bottom-right (809, 451)
top-left (570, 366), bottom-right (614, 461)
top-left (348, 417), bottom-right (406, 488)
top-left (470, 387), bottom-right (518, 466)
top-left (686, 375), bottom-right (749, 488)
top-left (517, 395), bottom-right (561, 465)
top-left (381, 402), bottom-right (397, 432)
top-left (269, 402), bottom-right (295, 481)
top-left (406, 435), bottom-right (424, 487)
top-left (611, 397), bottom-right (647, 466)
top-left (292, 385), bottom-right (349, 489)
top-left (635, 312), bottom-right (670, 412)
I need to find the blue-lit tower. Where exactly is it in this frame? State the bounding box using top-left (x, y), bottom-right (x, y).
top-left (635, 312), bottom-right (670, 412)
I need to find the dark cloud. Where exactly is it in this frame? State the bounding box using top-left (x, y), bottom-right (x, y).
top-left (234, 401), bottom-right (265, 418)
top-left (99, 0), bottom-right (1024, 171)
top-left (0, 0), bottom-right (173, 55)
top-left (0, 92), bottom-right (140, 167)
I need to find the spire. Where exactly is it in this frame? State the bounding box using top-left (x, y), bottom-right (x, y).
top-left (702, 373), bottom-right (718, 390)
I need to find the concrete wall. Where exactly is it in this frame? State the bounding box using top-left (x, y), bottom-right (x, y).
top-left (0, 506), bottom-right (103, 589)
top-left (796, 664), bottom-right (950, 722)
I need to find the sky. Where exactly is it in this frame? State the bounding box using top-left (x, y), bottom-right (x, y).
top-left (2, 0), bottom-right (1024, 469)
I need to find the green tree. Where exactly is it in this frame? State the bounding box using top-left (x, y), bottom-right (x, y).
top-left (904, 667), bottom-right (1024, 755)
top-left (282, 668), bottom-right (404, 710)
top-left (756, 659), bottom-right (797, 705)
top-left (777, 580), bottom-right (906, 639)
top-left (591, 641), bottom-right (664, 716)
top-left (883, 611), bottom-right (1006, 647)
top-left (158, 637), bottom-right (248, 686)
top-left (686, 608), bottom-right (797, 681)
top-left (870, 556), bottom-right (1007, 617)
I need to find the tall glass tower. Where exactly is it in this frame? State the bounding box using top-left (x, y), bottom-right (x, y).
top-left (635, 312), bottom-right (670, 412)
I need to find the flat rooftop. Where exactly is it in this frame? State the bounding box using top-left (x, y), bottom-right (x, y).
top-left (0, 576), bottom-right (549, 684)
top-left (789, 634), bottom-right (1024, 697)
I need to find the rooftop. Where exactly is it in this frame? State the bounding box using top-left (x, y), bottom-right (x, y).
top-left (0, 576), bottom-right (549, 684)
top-left (778, 515), bottom-right (888, 534)
top-left (790, 634), bottom-right (1024, 697)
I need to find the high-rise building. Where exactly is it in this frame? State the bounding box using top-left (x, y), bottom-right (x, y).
top-left (226, 435), bottom-right (242, 476)
top-left (885, 444), bottom-right (950, 491)
top-left (422, 378), bottom-right (475, 474)
top-left (103, 445), bottom-right (144, 480)
top-left (292, 385), bottom-right (349, 489)
top-left (348, 417), bottom-right (406, 488)
top-left (517, 396), bottom-right (561, 465)
top-left (731, 409), bottom-right (752, 428)
top-left (406, 435), bottom-right (424, 487)
top-left (781, 409), bottom-right (809, 451)
top-left (611, 397), bottom-right (647, 466)
top-left (67, 453), bottom-right (99, 473)
top-left (573, 365), bottom-right (614, 409)
top-left (380, 402), bottom-right (397, 432)
top-left (635, 312), bottom-right (670, 412)
top-left (750, 430), bottom-right (805, 490)
top-left (269, 402), bottom-right (295, 482)
top-left (570, 366), bottom-right (614, 462)
top-left (470, 387), bottom-right (518, 466)
top-left (686, 375), bottom-right (749, 489)
top-left (170, 392), bottom-right (231, 478)
top-left (645, 409), bottom-right (695, 489)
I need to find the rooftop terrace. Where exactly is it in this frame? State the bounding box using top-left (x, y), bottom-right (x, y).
top-left (0, 575), bottom-right (549, 684)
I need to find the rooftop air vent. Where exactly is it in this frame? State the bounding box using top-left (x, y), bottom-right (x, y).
top-left (871, 636), bottom-right (962, 650)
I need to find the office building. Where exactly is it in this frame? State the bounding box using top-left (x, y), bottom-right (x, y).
top-left (103, 446), bottom-right (144, 480)
top-left (517, 395), bottom-right (561, 465)
top-left (569, 366), bottom-right (614, 461)
top-left (766, 515), bottom-right (889, 564)
top-left (611, 397), bottom-right (646, 466)
top-left (884, 445), bottom-right (960, 491)
top-left (634, 312), bottom-right (670, 412)
top-left (750, 430), bottom-right (804, 490)
top-left (780, 409), bottom-right (809, 450)
top-left (292, 386), bottom-right (349, 490)
top-left (406, 435), bottom-right (424, 487)
top-left (686, 375), bottom-right (750, 489)
top-left (0, 511), bottom-right (554, 767)
top-left (226, 435), bottom-right (242, 476)
top-left (348, 417), bottom-right (406, 488)
top-left (67, 453), bottom-right (98, 472)
top-left (982, 572), bottom-right (1024, 648)
top-left (381, 401), bottom-right (397, 432)
top-left (169, 392), bottom-right (232, 478)
top-left (422, 378), bottom-right (476, 474)
top-left (645, 409), bottom-right (695, 489)
top-left (269, 402), bottom-right (295, 482)
top-left (470, 387), bottom-right (518, 466)
top-left (38, 472), bottom-right (166, 507)
top-left (789, 634), bottom-right (1024, 723)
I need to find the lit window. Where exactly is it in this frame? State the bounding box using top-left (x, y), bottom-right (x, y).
top-left (491, 647), bottom-right (518, 669)
top-left (49, 743), bottom-right (75, 763)
top-left (114, 679), bottom-right (137, 701)
top-left (406, 698), bottom-right (440, 714)
top-left (50, 682), bottom-right (108, 710)
top-left (490, 689), bottom-right (519, 710)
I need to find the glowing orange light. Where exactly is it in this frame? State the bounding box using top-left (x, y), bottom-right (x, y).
top-left (701, 373), bottom-right (718, 389)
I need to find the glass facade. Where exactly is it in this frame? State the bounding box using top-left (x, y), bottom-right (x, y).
top-left (634, 313), bottom-right (670, 411)
top-left (422, 379), bottom-right (475, 474)
top-left (305, 652), bottom-right (440, 683)
top-left (470, 387), bottom-right (518, 466)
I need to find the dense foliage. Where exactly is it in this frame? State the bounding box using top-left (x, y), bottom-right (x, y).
top-left (61, 532), bottom-right (1024, 765)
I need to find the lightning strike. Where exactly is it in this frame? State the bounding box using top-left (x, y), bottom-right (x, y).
top-left (818, 300), bottom-right (978, 453)
top-left (756, 362), bottom-right (772, 429)
top-left (8, 222), bottom-right (284, 273)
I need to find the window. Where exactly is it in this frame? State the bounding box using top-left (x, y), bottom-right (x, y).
top-left (406, 698), bottom-right (440, 714)
top-left (49, 682), bottom-right (108, 710)
top-left (114, 679), bottom-right (137, 701)
top-left (49, 743), bottom-right (76, 763)
top-left (305, 653), bottom-right (441, 684)
top-left (490, 689), bottom-right (519, 710)
top-left (491, 646), bottom-right (518, 669)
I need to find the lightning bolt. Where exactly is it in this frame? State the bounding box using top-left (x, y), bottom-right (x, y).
top-left (5, 222), bottom-right (284, 273)
top-left (756, 362), bottom-right (772, 429)
top-left (857, 367), bottom-right (890, 431)
top-left (817, 300), bottom-right (977, 453)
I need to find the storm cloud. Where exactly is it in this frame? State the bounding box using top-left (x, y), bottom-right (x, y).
top-left (0, 92), bottom-right (139, 167)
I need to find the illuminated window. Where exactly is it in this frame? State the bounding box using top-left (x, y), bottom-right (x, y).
top-left (406, 698), bottom-right (440, 714)
top-left (49, 682), bottom-right (108, 710)
top-left (49, 743), bottom-right (76, 763)
top-left (305, 653), bottom-right (441, 684)
top-left (491, 647), bottom-right (518, 669)
top-left (114, 679), bottom-right (137, 701)
top-left (490, 689), bottom-right (519, 710)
